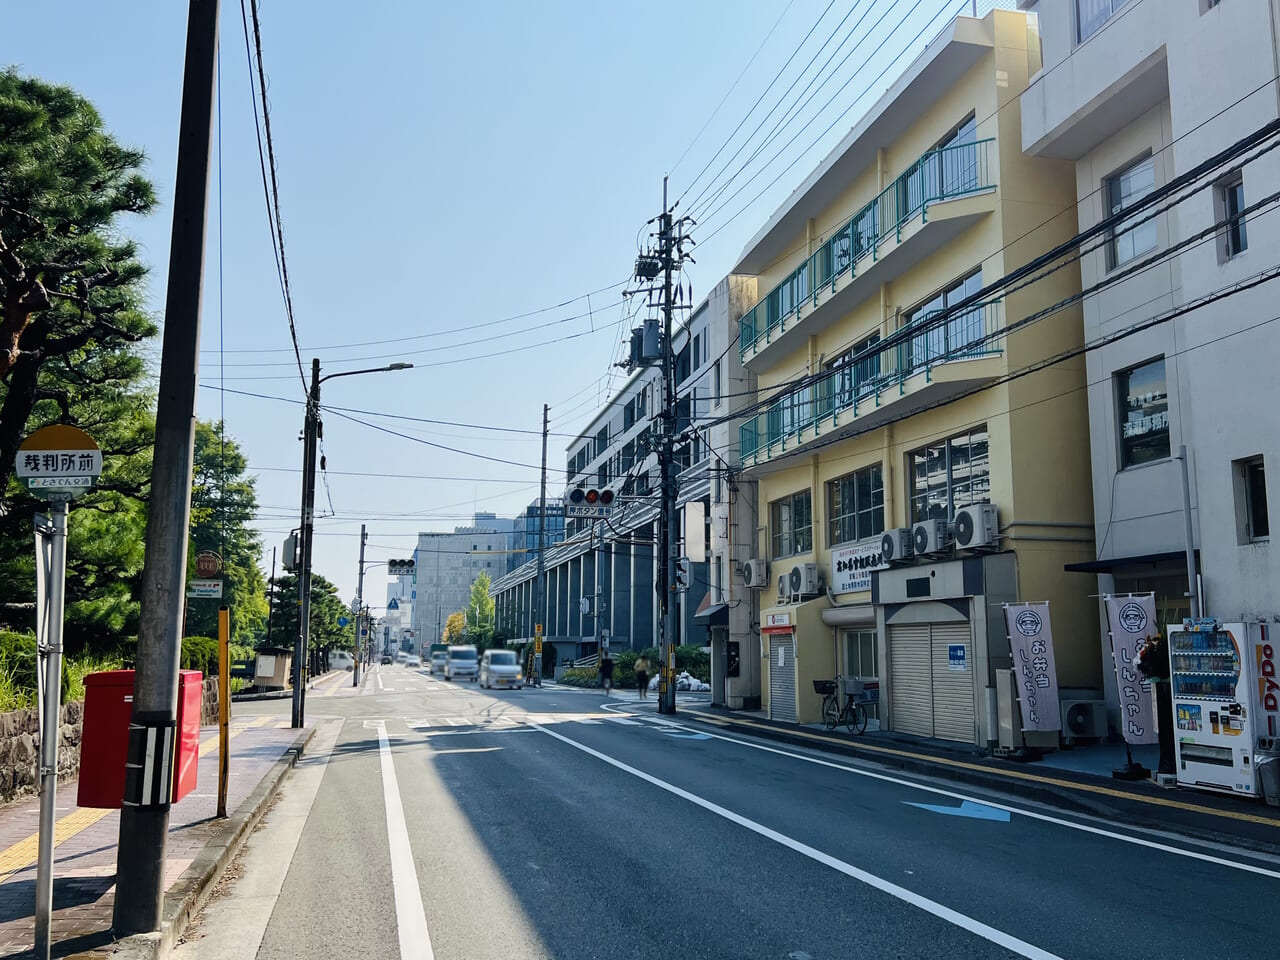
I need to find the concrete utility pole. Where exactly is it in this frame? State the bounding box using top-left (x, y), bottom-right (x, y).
top-left (535, 403), bottom-right (549, 683)
top-left (354, 524), bottom-right (367, 686)
top-left (658, 177), bottom-right (680, 715)
top-left (1177, 445), bottom-right (1200, 617)
top-left (115, 0), bottom-right (219, 935)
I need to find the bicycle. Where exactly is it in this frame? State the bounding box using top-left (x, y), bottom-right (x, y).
top-left (814, 675), bottom-right (868, 735)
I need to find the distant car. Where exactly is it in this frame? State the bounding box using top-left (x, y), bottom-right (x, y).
top-left (480, 649), bottom-right (522, 690)
top-left (405, 654), bottom-right (421, 668)
top-left (444, 645), bottom-right (479, 682)
top-left (328, 650), bottom-right (354, 672)
top-left (380, 653), bottom-right (393, 665)
top-left (395, 650), bottom-right (409, 663)
top-left (429, 652), bottom-right (447, 674)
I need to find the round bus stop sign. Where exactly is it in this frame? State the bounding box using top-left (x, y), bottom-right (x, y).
top-left (16, 425), bottom-right (101, 502)
top-left (195, 551), bottom-right (222, 578)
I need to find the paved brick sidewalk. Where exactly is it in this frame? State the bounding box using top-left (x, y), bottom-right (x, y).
top-left (0, 717), bottom-right (303, 958)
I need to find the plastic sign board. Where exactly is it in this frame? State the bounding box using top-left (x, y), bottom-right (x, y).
top-left (187, 579), bottom-right (223, 599)
top-left (948, 644), bottom-right (967, 672)
top-left (831, 542), bottom-right (887, 594)
top-left (16, 425), bottom-right (102, 501)
top-left (337, 616), bottom-right (349, 628)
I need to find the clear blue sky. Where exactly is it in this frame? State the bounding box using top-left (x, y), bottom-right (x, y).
top-left (3, 0), bottom-right (963, 609)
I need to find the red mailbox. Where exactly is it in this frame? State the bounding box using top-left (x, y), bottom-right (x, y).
top-left (78, 669), bottom-right (203, 808)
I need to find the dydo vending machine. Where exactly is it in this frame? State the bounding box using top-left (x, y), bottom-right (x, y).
top-left (1166, 618), bottom-right (1272, 796)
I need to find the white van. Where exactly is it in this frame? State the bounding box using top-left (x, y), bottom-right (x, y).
top-left (480, 649), bottom-right (522, 689)
top-left (444, 645), bottom-right (479, 682)
top-left (328, 649), bottom-right (354, 671)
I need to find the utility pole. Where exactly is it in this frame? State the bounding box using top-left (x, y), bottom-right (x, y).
top-left (115, 0), bottom-right (219, 935)
top-left (265, 546), bottom-right (276, 646)
top-left (658, 177), bottom-right (680, 714)
top-left (535, 403), bottom-right (549, 684)
top-left (293, 358), bottom-right (320, 728)
top-left (1177, 445), bottom-right (1200, 617)
top-left (354, 524), bottom-right (366, 686)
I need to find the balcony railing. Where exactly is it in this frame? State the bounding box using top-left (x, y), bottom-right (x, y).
top-left (739, 138), bottom-right (995, 361)
top-left (739, 300), bottom-right (1003, 463)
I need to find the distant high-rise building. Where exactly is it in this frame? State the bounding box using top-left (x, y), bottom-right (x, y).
top-left (411, 513), bottom-right (510, 644)
top-left (507, 499), bottom-right (566, 572)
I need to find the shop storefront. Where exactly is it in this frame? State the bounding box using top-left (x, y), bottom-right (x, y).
top-left (873, 553), bottom-right (1018, 746)
top-left (759, 599), bottom-right (832, 725)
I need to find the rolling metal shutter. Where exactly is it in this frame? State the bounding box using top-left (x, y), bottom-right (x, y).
top-left (768, 634), bottom-right (796, 723)
top-left (930, 622), bottom-right (976, 743)
top-left (888, 624), bottom-right (933, 738)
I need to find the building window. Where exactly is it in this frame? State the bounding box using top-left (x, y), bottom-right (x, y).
top-left (1218, 172), bottom-right (1248, 259)
top-left (1116, 358), bottom-right (1170, 467)
top-left (770, 489), bottom-right (813, 559)
top-left (1235, 456), bottom-right (1270, 543)
top-left (714, 360), bottom-right (722, 407)
top-left (1077, 0), bottom-right (1130, 42)
top-left (825, 332), bottom-right (882, 408)
top-left (901, 269), bottom-right (984, 371)
top-left (1107, 155), bottom-right (1157, 268)
top-left (909, 426), bottom-right (990, 523)
top-left (828, 464), bottom-right (885, 546)
top-left (693, 334), bottom-right (702, 371)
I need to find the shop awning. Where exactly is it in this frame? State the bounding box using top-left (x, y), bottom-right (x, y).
top-left (821, 603), bottom-right (875, 628)
top-left (693, 601), bottom-right (729, 627)
top-left (1064, 550), bottom-right (1195, 574)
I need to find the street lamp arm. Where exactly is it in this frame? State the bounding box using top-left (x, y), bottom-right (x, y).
top-left (318, 362), bottom-right (413, 385)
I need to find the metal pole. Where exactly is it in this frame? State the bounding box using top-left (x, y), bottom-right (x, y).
top-left (1177, 444), bottom-right (1200, 617)
top-left (33, 502), bottom-right (67, 960)
top-left (265, 546), bottom-right (276, 646)
top-left (354, 524), bottom-right (366, 686)
top-left (659, 177), bottom-right (678, 715)
top-left (535, 403), bottom-right (548, 684)
top-left (216, 605), bottom-right (230, 818)
top-left (115, 0), bottom-right (218, 934)
top-left (293, 358), bottom-right (320, 728)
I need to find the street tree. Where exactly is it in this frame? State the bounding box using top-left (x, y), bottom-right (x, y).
top-left (185, 421), bottom-right (267, 643)
top-left (466, 570), bottom-right (495, 648)
top-left (442, 611), bottom-right (466, 644)
top-left (266, 572), bottom-right (355, 650)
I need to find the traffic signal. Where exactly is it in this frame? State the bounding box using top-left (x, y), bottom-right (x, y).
top-left (564, 487), bottom-right (616, 517)
top-left (388, 558), bottom-right (415, 575)
top-left (282, 533), bottom-right (298, 572)
top-left (675, 557), bottom-right (691, 591)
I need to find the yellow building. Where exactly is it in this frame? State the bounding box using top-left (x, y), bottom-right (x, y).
top-left (734, 9), bottom-right (1098, 746)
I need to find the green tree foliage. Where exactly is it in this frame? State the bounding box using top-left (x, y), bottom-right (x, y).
top-left (0, 70), bottom-right (157, 652)
top-left (266, 572), bottom-right (354, 651)
top-left (442, 611), bottom-right (466, 644)
top-left (184, 421), bottom-right (267, 643)
top-left (465, 570), bottom-right (495, 648)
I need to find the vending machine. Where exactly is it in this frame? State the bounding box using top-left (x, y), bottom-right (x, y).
top-left (1167, 619), bottom-right (1261, 796)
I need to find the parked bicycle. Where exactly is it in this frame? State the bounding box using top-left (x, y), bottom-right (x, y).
top-left (813, 675), bottom-right (868, 735)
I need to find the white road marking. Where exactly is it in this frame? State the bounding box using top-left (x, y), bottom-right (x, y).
top-left (603, 716), bottom-right (641, 726)
top-left (640, 715), bottom-right (1280, 880)
top-left (530, 721), bottom-right (1063, 960)
top-left (376, 672), bottom-right (385, 691)
top-left (374, 720), bottom-right (435, 960)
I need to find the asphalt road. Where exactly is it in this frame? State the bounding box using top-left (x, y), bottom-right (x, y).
top-left (172, 664), bottom-right (1280, 960)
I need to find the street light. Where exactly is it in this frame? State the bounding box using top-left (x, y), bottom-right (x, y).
top-left (293, 358), bottom-right (413, 728)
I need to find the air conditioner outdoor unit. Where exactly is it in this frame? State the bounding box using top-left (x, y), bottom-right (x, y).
top-left (880, 528), bottom-right (913, 564)
top-left (776, 575), bottom-right (789, 603)
top-left (1060, 700), bottom-right (1108, 741)
top-left (954, 503), bottom-right (999, 550)
top-left (788, 563), bottom-right (821, 598)
top-left (912, 519), bottom-right (950, 556)
top-left (743, 559), bottom-right (769, 590)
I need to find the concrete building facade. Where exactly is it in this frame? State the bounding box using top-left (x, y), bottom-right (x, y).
top-left (1019, 0), bottom-right (1280, 722)
top-left (412, 516), bottom-right (509, 646)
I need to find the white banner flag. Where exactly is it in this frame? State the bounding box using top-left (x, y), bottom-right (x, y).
top-left (1004, 602), bottom-right (1062, 732)
top-left (1105, 594), bottom-right (1159, 745)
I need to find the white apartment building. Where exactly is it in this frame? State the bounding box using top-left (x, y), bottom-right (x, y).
top-left (411, 516), bottom-right (509, 645)
top-left (1020, 0), bottom-right (1279, 717)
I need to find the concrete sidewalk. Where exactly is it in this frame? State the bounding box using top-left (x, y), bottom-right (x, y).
top-left (650, 702), bottom-right (1280, 855)
top-left (0, 716), bottom-right (311, 958)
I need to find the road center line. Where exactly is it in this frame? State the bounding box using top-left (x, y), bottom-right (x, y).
top-left (529, 721), bottom-right (1062, 960)
top-left (642, 717), bottom-right (1280, 880)
top-left (374, 721), bottom-right (435, 960)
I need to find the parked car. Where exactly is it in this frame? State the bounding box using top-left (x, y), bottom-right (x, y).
top-left (328, 650), bottom-right (354, 671)
top-left (480, 649), bottom-right (522, 690)
top-left (429, 651), bottom-right (447, 674)
top-left (444, 645), bottom-right (479, 682)
top-left (405, 654), bottom-right (422, 668)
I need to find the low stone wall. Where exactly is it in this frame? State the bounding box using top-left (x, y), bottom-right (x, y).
top-left (0, 700), bottom-right (83, 804)
top-left (201, 676), bottom-right (219, 727)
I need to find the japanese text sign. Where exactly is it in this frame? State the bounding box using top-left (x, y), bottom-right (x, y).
top-left (1105, 594), bottom-right (1159, 745)
top-left (830, 542), bottom-right (886, 594)
top-left (1004, 602), bottom-right (1062, 732)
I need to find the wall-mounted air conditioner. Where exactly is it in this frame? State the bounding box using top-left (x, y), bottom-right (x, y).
top-left (953, 503), bottom-right (999, 550)
top-left (788, 563), bottom-right (821, 598)
top-left (880, 528), bottom-right (913, 564)
top-left (912, 519), bottom-right (950, 556)
top-left (1060, 700), bottom-right (1108, 742)
top-left (743, 559), bottom-right (769, 589)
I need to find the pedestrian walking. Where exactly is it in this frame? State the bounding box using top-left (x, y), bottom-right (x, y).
top-left (599, 652), bottom-right (614, 695)
top-left (634, 655), bottom-right (650, 700)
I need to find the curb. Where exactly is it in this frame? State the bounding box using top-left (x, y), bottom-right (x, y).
top-left (682, 709), bottom-right (1280, 857)
top-left (230, 689), bottom-right (291, 703)
top-left (107, 724), bottom-right (317, 960)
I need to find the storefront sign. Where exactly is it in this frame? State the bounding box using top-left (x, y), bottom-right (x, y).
top-left (1257, 624), bottom-right (1278, 738)
top-left (947, 644), bottom-right (967, 672)
top-left (1105, 594), bottom-right (1159, 745)
top-left (1003, 602), bottom-right (1062, 732)
top-left (765, 612), bottom-right (791, 627)
top-left (830, 542), bottom-right (886, 594)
